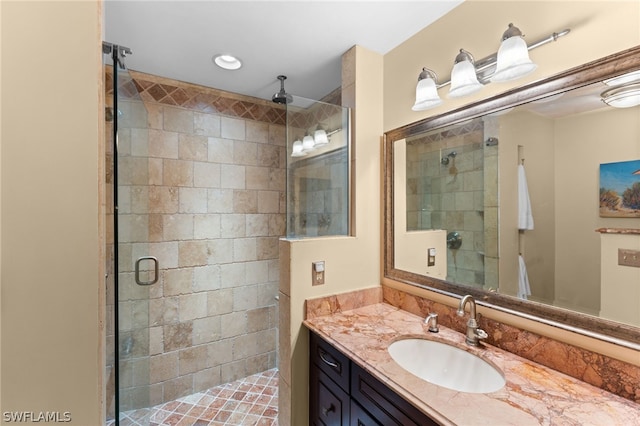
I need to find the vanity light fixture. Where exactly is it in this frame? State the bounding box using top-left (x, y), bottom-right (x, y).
top-left (413, 24), bottom-right (570, 111)
top-left (448, 49), bottom-right (483, 98)
top-left (290, 126), bottom-right (342, 157)
top-left (291, 139), bottom-right (307, 157)
top-left (302, 134), bottom-right (316, 153)
top-left (313, 126), bottom-right (329, 147)
top-left (213, 54), bottom-right (242, 70)
top-left (490, 23), bottom-right (537, 83)
top-left (412, 68), bottom-right (443, 111)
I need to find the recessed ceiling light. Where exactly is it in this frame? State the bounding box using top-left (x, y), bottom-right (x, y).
top-left (213, 54), bottom-right (242, 70)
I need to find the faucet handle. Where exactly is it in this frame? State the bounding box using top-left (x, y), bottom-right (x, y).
top-left (475, 328), bottom-right (488, 341)
top-left (425, 312), bottom-right (439, 333)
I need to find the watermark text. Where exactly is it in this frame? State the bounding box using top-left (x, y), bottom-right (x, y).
top-left (3, 411), bottom-right (72, 423)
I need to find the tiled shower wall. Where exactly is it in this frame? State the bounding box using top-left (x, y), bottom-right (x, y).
top-left (106, 68), bottom-right (286, 413)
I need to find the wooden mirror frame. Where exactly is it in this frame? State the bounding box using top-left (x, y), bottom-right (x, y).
top-left (383, 45), bottom-right (640, 349)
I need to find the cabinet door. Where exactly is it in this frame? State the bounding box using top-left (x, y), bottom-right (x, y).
top-left (350, 400), bottom-right (381, 426)
top-left (310, 365), bottom-right (350, 426)
top-left (351, 363), bottom-right (438, 426)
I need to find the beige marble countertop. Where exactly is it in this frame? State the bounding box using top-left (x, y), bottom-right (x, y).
top-left (304, 303), bottom-right (640, 426)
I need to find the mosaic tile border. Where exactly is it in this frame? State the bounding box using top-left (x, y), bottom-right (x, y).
top-left (105, 67), bottom-right (286, 126)
top-left (406, 117), bottom-right (484, 145)
top-left (106, 67), bottom-right (344, 130)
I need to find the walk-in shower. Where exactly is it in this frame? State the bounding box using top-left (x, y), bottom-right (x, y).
top-left (104, 43), bottom-right (281, 425)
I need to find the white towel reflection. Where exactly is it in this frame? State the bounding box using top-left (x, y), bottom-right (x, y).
top-left (518, 255), bottom-right (532, 300)
top-left (518, 164), bottom-right (534, 230)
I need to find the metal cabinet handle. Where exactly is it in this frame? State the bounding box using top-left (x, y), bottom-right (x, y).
top-left (321, 404), bottom-right (335, 417)
top-left (135, 256), bottom-right (159, 286)
top-left (318, 349), bottom-right (338, 369)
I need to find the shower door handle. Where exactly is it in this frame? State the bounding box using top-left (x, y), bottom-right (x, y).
top-left (135, 256), bottom-right (159, 286)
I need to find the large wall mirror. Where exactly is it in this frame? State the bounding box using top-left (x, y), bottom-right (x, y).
top-left (384, 46), bottom-right (640, 348)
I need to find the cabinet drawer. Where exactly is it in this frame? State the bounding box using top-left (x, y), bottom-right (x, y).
top-left (310, 367), bottom-right (350, 426)
top-left (351, 363), bottom-right (438, 426)
top-left (310, 331), bottom-right (350, 392)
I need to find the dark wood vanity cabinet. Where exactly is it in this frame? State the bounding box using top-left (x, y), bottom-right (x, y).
top-left (309, 331), bottom-right (438, 426)
top-left (310, 330), bottom-right (351, 426)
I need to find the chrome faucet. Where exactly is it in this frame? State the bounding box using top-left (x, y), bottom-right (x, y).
top-left (457, 295), bottom-right (488, 346)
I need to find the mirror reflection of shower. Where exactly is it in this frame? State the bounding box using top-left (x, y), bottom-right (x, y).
top-left (285, 94), bottom-right (351, 238)
top-left (440, 150), bottom-right (457, 165)
top-left (441, 150), bottom-right (458, 175)
top-left (405, 118), bottom-right (490, 290)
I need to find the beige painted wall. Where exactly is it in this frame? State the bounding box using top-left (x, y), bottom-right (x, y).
top-left (1, 1), bottom-right (103, 424)
top-left (0, 0), bottom-right (3, 409)
top-left (282, 45), bottom-right (383, 426)
top-left (382, 0), bottom-right (640, 366)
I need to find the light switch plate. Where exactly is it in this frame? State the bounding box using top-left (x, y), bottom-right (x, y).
top-left (618, 249), bottom-right (640, 268)
top-left (312, 261), bottom-right (325, 285)
top-left (427, 248), bottom-right (436, 267)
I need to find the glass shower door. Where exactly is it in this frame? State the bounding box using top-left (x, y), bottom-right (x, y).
top-left (105, 43), bottom-right (157, 424)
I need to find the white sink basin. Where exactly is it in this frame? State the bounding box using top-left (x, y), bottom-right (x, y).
top-left (388, 338), bottom-right (505, 393)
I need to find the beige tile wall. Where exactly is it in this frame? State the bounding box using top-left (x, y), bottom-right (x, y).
top-left (106, 70), bottom-right (285, 411)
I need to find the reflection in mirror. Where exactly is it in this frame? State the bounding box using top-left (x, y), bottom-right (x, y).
top-left (384, 46), bottom-right (640, 347)
top-left (286, 97), bottom-right (351, 238)
top-left (403, 117), bottom-right (498, 289)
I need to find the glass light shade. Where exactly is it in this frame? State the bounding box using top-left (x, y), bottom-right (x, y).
top-left (313, 129), bottom-right (329, 146)
top-left (490, 36), bottom-right (537, 83)
top-left (291, 139), bottom-right (306, 157)
top-left (302, 135), bottom-right (316, 152)
top-left (448, 60), bottom-right (483, 98)
top-left (412, 77), bottom-right (443, 111)
top-left (601, 84), bottom-right (640, 108)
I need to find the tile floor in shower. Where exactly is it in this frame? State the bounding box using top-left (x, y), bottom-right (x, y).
top-left (108, 368), bottom-right (278, 426)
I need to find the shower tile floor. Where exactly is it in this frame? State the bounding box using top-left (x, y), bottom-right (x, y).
top-left (109, 369), bottom-right (278, 426)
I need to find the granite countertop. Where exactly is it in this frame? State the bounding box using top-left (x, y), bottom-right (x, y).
top-left (303, 303), bottom-right (640, 426)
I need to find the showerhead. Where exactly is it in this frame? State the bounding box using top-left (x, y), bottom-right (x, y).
top-left (441, 151), bottom-right (457, 165)
top-left (272, 75), bottom-right (293, 104)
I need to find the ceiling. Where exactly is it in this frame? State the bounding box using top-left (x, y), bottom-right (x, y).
top-left (105, 1), bottom-right (463, 103)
